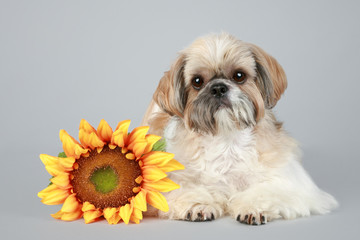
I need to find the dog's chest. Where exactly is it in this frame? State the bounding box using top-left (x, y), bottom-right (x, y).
top-left (165, 121), bottom-right (258, 185)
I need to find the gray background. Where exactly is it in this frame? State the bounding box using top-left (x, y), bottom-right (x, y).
top-left (1, 0), bottom-right (359, 239)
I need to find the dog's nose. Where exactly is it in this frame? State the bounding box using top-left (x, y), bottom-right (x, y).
top-left (210, 84), bottom-right (228, 98)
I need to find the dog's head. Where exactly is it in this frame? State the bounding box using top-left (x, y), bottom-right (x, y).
top-left (154, 33), bottom-right (287, 135)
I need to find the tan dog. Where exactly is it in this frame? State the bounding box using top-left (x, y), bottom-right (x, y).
top-left (142, 33), bottom-right (337, 225)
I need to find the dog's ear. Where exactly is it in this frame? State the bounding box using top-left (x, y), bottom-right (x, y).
top-left (153, 54), bottom-right (187, 117)
top-left (249, 44), bottom-right (287, 108)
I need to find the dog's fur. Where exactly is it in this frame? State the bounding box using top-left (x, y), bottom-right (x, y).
top-left (142, 33), bottom-right (338, 224)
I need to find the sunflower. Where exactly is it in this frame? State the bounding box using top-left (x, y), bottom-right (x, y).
top-left (38, 119), bottom-right (184, 224)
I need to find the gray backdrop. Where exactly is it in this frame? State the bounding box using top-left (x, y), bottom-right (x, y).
top-left (1, 0), bottom-right (359, 239)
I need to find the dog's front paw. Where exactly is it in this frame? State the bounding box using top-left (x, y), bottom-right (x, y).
top-left (184, 205), bottom-right (218, 222)
top-left (236, 211), bottom-right (267, 225)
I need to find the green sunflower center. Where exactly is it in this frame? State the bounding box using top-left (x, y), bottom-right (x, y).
top-left (90, 166), bottom-right (118, 194)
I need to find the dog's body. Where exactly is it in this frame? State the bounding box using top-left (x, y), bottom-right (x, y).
top-left (142, 33), bottom-right (338, 224)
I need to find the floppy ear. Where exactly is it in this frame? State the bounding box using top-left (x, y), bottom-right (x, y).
top-left (153, 54), bottom-right (187, 117)
top-left (249, 44), bottom-right (287, 108)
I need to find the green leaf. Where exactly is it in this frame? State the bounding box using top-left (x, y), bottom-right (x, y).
top-left (152, 138), bottom-right (166, 152)
top-left (58, 152), bottom-right (67, 158)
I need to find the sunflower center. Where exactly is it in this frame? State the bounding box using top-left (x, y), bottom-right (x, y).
top-left (90, 166), bottom-right (118, 194)
top-left (71, 146), bottom-right (142, 209)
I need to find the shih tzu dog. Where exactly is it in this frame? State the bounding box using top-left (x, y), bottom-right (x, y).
top-left (142, 33), bottom-right (338, 225)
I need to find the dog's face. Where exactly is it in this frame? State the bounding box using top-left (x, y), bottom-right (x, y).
top-left (154, 33), bottom-right (287, 135)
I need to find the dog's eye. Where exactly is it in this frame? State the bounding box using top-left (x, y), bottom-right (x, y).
top-left (191, 76), bottom-right (204, 90)
top-left (233, 71), bottom-right (246, 84)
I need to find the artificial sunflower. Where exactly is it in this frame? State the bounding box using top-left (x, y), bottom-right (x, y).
top-left (38, 119), bottom-right (184, 224)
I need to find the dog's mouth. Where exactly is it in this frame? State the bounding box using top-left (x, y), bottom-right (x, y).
top-left (216, 98), bottom-right (232, 110)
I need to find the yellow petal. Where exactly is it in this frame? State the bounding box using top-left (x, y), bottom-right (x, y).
top-left (82, 201), bottom-right (96, 212)
top-left (61, 193), bottom-right (80, 213)
top-left (97, 119), bottom-right (113, 143)
top-left (61, 209), bottom-right (83, 221)
top-left (59, 130), bottom-right (88, 158)
top-left (142, 178), bottom-right (180, 192)
top-left (41, 188), bottom-right (70, 205)
top-left (50, 173), bottom-right (71, 189)
top-left (142, 151), bottom-right (175, 167)
top-left (38, 184), bottom-right (58, 198)
top-left (40, 154), bottom-right (65, 176)
top-left (142, 166), bottom-right (167, 182)
top-left (44, 164), bottom-right (66, 177)
top-left (146, 191), bottom-right (169, 212)
top-left (119, 204), bottom-right (133, 224)
top-left (83, 209), bottom-right (103, 224)
top-left (128, 126), bottom-right (149, 147)
top-left (58, 157), bottom-right (76, 170)
top-left (158, 159), bottom-right (185, 173)
top-left (131, 190), bottom-right (147, 212)
top-left (132, 208), bottom-right (143, 220)
top-left (143, 134), bottom-right (162, 154)
top-left (79, 119), bottom-right (97, 134)
top-left (40, 154), bottom-right (58, 166)
top-left (103, 208), bottom-right (121, 225)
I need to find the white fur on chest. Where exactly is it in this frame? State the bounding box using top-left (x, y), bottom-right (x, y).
top-left (164, 117), bottom-right (261, 190)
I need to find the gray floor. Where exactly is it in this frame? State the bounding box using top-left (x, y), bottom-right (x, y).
top-left (1, 1), bottom-right (359, 239)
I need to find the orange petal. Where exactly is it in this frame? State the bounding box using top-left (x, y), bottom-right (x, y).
top-left (119, 204), bottom-right (133, 224)
top-left (125, 153), bottom-right (135, 160)
top-left (50, 173), bottom-right (71, 189)
top-left (111, 130), bottom-right (126, 148)
top-left (143, 134), bottom-right (162, 154)
top-left (38, 184), bottom-right (58, 198)
top-left (58, 156), bottom-right (76, 171)
top-left (103, 208), bottom-right (121, 225)
top-left (51, 210), bottom-right (64, 219)
top-left (59, 130), bottom-right (88, 158)
top-left (83, 209), bottom-right (103, 224)
top-left (128, 126), bottom-right (149, 147)
top-left (82, 201), bottom-right (96, 212)
top-left (146, 191), bottom-right (169, 212)
top-left (131, 140), bottom-right (148, 159)
top-left (61, 193), bottom-right (80, 213)
top-left (79, 119), bottom-right (97, 134)
top-left (114, 120), bottom-right (131, 145)
top-left (61, 209), bottom-right (83, 221)
top-left (41, 188), bottom-right (70, 205)
top-left (141, 151), bottom-right (175, 167)
top-left (97, 119), bottom-right (113, 142)
top-left (131, 190), bottom-right (147, 212)
top-left (79, 129), bottom-right (105, 150)
top-left (158, 159), bottom-right (185, 173)
top-left (142, 178), bottom-right (180, 192)
top-left (130, 216), bottom-right (140, 224)
top-left (142, 166), bottom-right (167, 182)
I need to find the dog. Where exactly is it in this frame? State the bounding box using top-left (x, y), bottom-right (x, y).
top-left (142, 33), bottom-right (338, 225)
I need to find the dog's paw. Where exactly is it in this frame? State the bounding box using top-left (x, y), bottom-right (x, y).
top-left (183, 205), bottom-right (219, 222)
top-left (236, 212), bottom-right (267, 225)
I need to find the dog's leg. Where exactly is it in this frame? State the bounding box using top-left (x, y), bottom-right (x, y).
top-left (158, 185), bottom-right (227, 221)
top-left (229, 160), bottom-right (338, 225)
